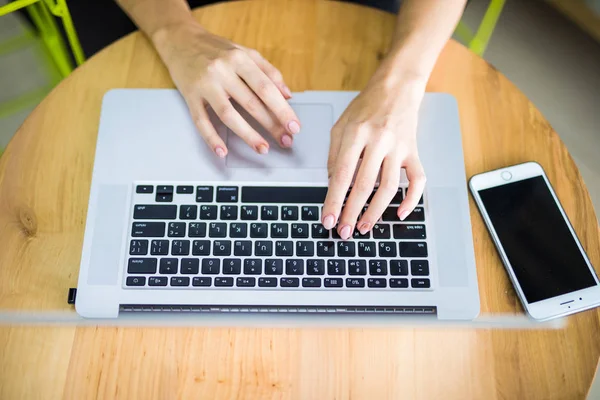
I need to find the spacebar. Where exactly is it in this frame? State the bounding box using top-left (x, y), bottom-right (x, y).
top-left (241, 186), bottom-right (328, 203)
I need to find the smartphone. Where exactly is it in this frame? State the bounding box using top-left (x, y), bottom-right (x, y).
top-left (469, 161), bottom-right (600, 321)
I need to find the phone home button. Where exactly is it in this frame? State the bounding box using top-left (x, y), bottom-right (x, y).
top-left (501, 171), bottom-right (513, 181)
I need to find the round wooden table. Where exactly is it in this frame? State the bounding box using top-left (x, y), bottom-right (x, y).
top-left (1, 1), bottom-right (599, 398)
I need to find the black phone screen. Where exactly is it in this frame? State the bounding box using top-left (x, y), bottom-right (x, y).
top-left (478, 176), bottom-right (597, 303)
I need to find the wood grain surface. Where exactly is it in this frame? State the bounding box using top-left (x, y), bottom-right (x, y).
top-left (1, 1), bottom-right (599, 399)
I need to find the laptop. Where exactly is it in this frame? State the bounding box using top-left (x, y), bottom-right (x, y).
top-left (75, 89), bottom-right (480, 320)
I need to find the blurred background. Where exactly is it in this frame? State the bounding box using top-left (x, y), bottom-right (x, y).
top-left (0, 0), bottom-right (599, 216)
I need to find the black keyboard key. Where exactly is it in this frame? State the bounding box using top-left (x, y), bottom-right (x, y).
top-left (291, 223), bottom-right (309, 238)
top-left (280, 277), bottom-right (300, 287)
top-left (176, 185), bottom-right (193, 194)
top-left (241, 205), bottom-right (259, 220)
top-left (230, 223), bottom-right (248, 238)
top-left (311, 224), bottom-right (329, 239)
top-left (302, 277), bottom-right (321, 288)
top-left (317, 241), bottom-right (335, 257)
top-left (255, 241), bottom-right (273, 256)
top-left (196, 186), bottom-right (214, 202)
top-left (368, 278), bottom-right (387, 288)
top-left (393, 224), bottom-right (426, 239)
top-left (133, 205), bottom-right (176, 220)
top-left (179, 205), bottom-right (198, 220)
top-left (242, 186), bottom-right (327, 204)
top-left (286, 259), bottom-right (304, 275)
top-left (337, 241), bottom-right (355, 257)
top-left (244, 259), bottom-right (262, 275)
top-left (180, 258), bottom-right (199, 274)
top-left (382, 207), bottom-right (399, 221)
top-left (419, 195), bottom-right (424, 205)
top-left (378, 241), bottom-right (397, 257)
top-left (159, 258), bottom-right (178, 274)
top-left (250, 223), bottom-right (268, 238)
top-left (213, 240), bottom-right (232, 256)
top-left (307, 260), bottom-right (325, 275)
top-left (369, 260), bottom-right (387, 275)
top-left (150, 240), bottom-right (169, 255)
top-left (265, 259), bottom-right (283, 275)
top-left (234, 241), bottom-right (252, 256)
top-left (346, 278), bottom-right (365, 288)
top-left (192, 240), bottom-right (210, 256)
top-left (220, 205), bottom-right (238, 220)
top-left (261, 206), bottom-right (278, 220)
top-left (296, 241), bottom-right (314, 257)
top-left (127, 258), bottom-right (157, 274)
top-left (156, 193), bottom-right (173, 202)
top-left (148, 276), bottom-right (168, 286)
top-left (201, 258), bottom-right (220, 274)
top-left (332, 229), bottom-right (341, 240)
top-left (223, 258), bottom-right (242, 274)
top-left (216, 186), bottom-right (239, 203)
top-left (324, 278), bottom-right (343, 288)
top-left (130, 240), bottom-right (149, 255)
top-left (301, 206), bottom-right (319, 221)
top-left (352, 229), bottom-right (370, 239)
top-left (372, 224), bottom-right (391, 239)
top-left (237, 277), bottom-right (256, 287)
top-left (200, 205), bottom-right (218, 220)
top-left (258, 277), bottom-right (277, 287)
top-left (131, 222), bottom-right (166, 237)
top-left (348, 260), bottom-right (367, 275)
top-left (281, 206), bottom-right (298, 221)
top-left (390, 190), bottom-right (403, 204)
top-left (193, 277), bottom-right (212, 287)
top-left (171, 240), bottom-right (190, 256)
top-left (390, 278), bottom-right (409, 288)
top-left (390, 260), bottom-right (409, 275)
top-left (188, 222), bottom-right (206, 237)
top-left (411, 278), bottom-right (430, 288)
top-left (126, 276), bottom-right (145, 286)
top-left (136, 185), bottom-right (153, 194)
top-left (171, 276), bottom-right (190, 287)
top-left (411, 260), bottom-right (430, 276)
top-left (403, 207), bottom-right (425, 222)
top-left (209, 222), bottom-right (227, 238)
top-left (327, 260), bottom-right (346, 275)
top-left (271, 223), bottom-right (288, 238)
top-left (400, 242), bottom-right (428, 258)
top-left (358, 242), bottom-right (376, 257)
top-left (167, 222), bottom-right (186, 237)
top-left (275, 241), bottom-right (293, 256)
top-left (157, 185), bottom-right (174, 194)
top-left (215, 277), bottom-right (234, 287)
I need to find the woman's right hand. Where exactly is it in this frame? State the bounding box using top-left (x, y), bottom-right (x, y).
top-left (152, 22), bottom-right (301, 158)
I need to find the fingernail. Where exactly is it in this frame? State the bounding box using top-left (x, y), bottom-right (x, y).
top-left (283, 85), bottom-right (292, 98)
top-left (257, 144), bottom-right (269, 154)
top-left (281, 134), bottom-right (293, 148)
top-left (323, 214), bottom-right (335, 230)
top-left (358, 223), bottom-right (371, 235)
top-left (339, 225), bottom-right (351, 240)
top-left (288, 120), bottom-right (300, 135)
top-left (399, 210), bottom-right (410, 221)
top-left (215, 147), bottom-right (226, 158)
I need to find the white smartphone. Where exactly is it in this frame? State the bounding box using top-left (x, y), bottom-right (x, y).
top-left (469, 161), bottom-right (600, 321)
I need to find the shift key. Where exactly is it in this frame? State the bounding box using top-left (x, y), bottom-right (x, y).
top-left (131, 222), bottom-right (165, 237)
top-left (133, 204), bottom-right (177, 219)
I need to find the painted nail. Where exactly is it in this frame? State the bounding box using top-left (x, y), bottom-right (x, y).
top-left (215, 147), bottom-right (226, 158)
top-left (288, 120), bottom-right (300, 134)
top-left (257, 144), bottom-right (269, 154)
top-left (281, 134), bottom-right (293, 148)
top-left (323, 214), bottom-right (335, 230)
top-left (399, 210), bottom-right (410, 221)
top-left (339, 225), bottom-right (351, 240)
top-left (282, 85), bottom-right (292, 98)
top-left (358, 223), bottom-right (371, 235)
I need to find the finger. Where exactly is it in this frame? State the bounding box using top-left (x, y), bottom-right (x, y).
top-left (398, 155), bottom-right (426, 220)
top-left (187, 97), bottom-right (228, 158)
top-left (225, 75), bottom-right (292, 148)
top-left (245, 49), bottom-right (292, 99)
top-left (357, 155), bottom-right (401, 233)
top-left (327, 121), bottom-right (344, 178)
top-left (338, 146), bottom-right (385, 239)
top-left (321, 137), bottom-right (365, 234)
top-left (205, 89), bottom-right (270, 154)
top-left (235, 60), bottom-right (300, 136)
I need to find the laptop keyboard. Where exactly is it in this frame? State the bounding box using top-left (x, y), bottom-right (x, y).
top-left (125, 183), bottom-right (431, 290)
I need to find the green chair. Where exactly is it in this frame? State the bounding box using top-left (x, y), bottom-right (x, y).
top-left (456, 0), bottom-right (506, 56)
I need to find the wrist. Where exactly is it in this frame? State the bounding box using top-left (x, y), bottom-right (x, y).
top-left (151, 19), bottom-right (206, 61)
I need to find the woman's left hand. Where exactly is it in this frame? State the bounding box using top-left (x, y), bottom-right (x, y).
top-left (321, 69), bottom-right (428, 239)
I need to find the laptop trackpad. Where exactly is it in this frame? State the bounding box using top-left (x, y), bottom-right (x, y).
top-left (225, 103), bottom-right (333, 169)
